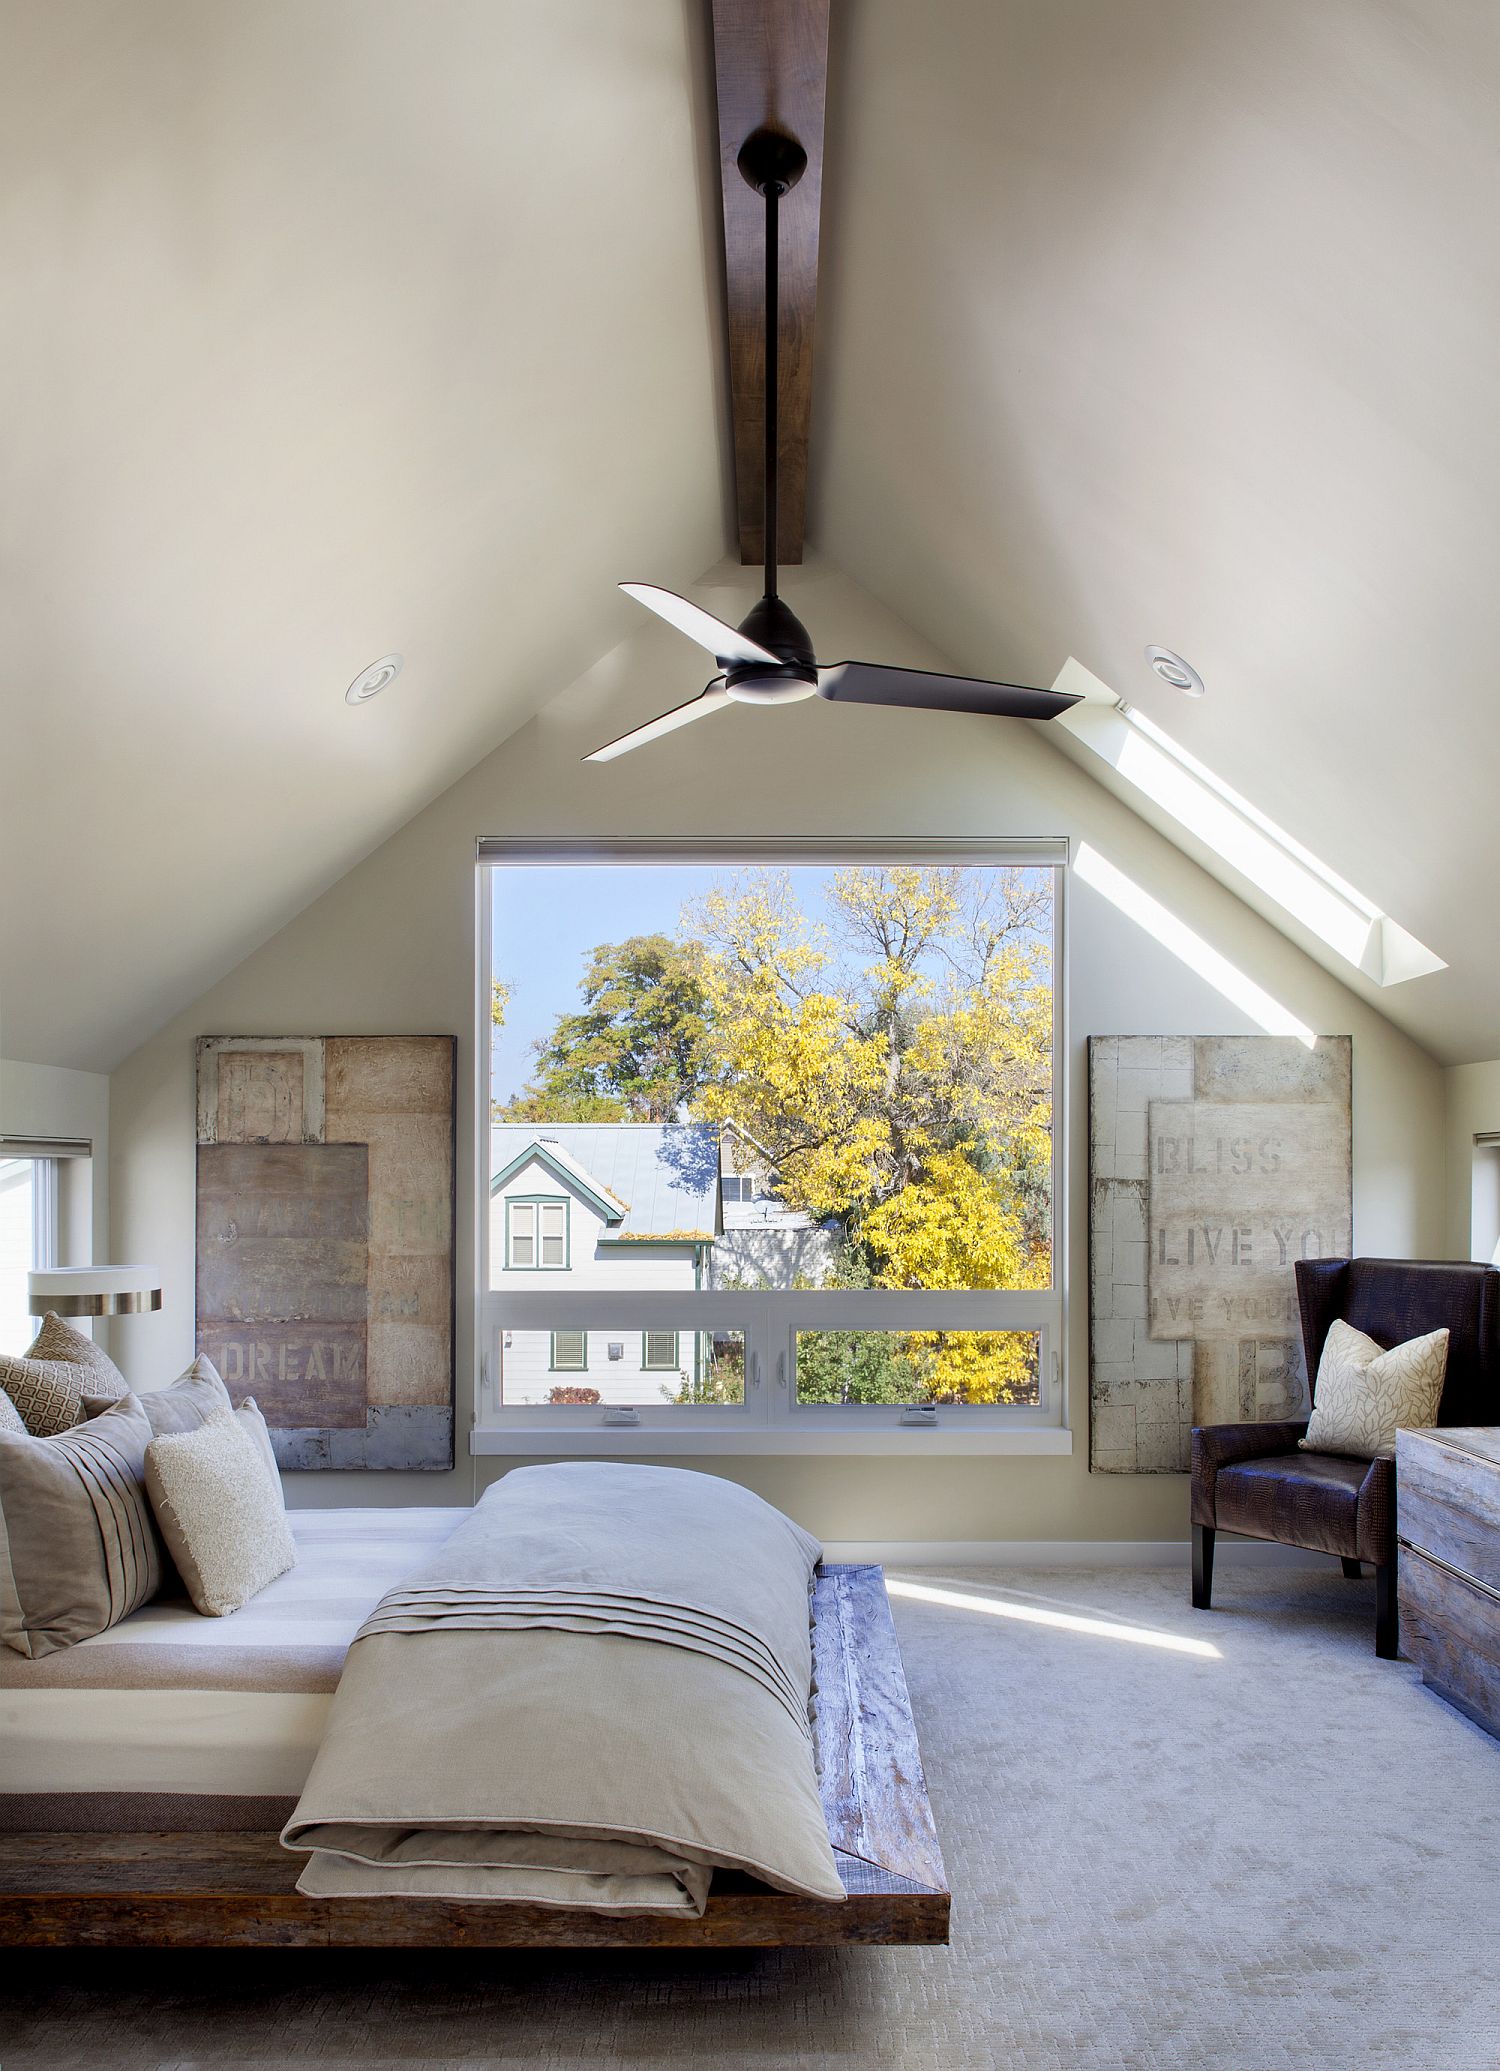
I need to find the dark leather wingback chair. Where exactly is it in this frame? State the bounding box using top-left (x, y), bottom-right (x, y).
top-left (1190, 1257), bottom-right (1500, 1658)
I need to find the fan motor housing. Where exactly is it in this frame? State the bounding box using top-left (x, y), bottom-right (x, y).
top-left (726, 594), bottom-right (819, 702)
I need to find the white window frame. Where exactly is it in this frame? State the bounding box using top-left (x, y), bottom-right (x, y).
top-left (475, 840), bottom-right (1070, 1456)
top-left (0, 1151), bottom-right (60, 1351)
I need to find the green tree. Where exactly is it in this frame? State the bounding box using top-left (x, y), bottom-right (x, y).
top-left (508, 933), bottom-right (720, 1123)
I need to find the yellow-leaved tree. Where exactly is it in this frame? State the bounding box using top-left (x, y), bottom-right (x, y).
top-left (687, 866), bottom-right (1053, 1403)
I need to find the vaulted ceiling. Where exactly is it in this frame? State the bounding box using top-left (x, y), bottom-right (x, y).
top-left (4, 0), bottom-right (1499, 1070)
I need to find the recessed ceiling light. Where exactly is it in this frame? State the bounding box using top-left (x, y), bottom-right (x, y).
top-left (1145, 646), bottom-right (1204, 697)
top-left (345, 654), bottom-right (402, 705)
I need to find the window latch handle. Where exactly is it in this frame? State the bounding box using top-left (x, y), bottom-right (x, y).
top-left (602, 1405), bottom-right (640, 1427)
top-left (748, 1351), bottom-right (761, 1391)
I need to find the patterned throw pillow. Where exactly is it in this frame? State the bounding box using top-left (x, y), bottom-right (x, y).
top-left (144, 1412), bottom-right (297, 1617)
top-left (0, 1312), bottom-right (128, 1436)
top-left (1300, 1319), bottom-right (1449, 1461)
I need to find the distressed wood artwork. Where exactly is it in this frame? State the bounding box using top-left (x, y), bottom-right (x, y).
top-left (196, 1037), bottom-right (455, 1470)
top-left (1089, 1035), bottom-right (1352, 1474)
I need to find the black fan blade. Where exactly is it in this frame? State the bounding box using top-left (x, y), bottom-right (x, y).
top-left (817, 661), bottom-right (1081, 721)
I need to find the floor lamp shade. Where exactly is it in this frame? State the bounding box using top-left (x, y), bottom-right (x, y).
top-left (28, 1266), bottom-right (163, 1318)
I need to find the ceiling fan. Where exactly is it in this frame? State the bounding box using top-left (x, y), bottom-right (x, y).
top-left (587, 126), bottom-right (1080, 763)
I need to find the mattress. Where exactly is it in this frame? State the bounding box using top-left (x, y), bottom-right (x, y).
top-left (0, 1506), bottom-right (463, 1829)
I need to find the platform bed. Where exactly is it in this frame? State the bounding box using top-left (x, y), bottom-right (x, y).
top-left (0, 1564), bottom-right (949, 1949)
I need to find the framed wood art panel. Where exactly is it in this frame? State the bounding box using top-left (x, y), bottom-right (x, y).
top-left (195, 1036), bottom-right (456, 1470)
top-left (1088, 1034), bottom-right (1352, 1474)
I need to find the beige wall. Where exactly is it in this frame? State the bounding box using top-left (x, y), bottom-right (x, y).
top-left (107, 559), bottom-right (1448, 1539)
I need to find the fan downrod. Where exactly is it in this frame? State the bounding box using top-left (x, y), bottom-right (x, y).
top-left (736, 126), bottom-right (807, 197)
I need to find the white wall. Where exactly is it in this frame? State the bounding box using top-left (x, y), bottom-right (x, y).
top-left (107, 558), bottom-right (1448, 1538)
top-left (0, 1056), bottom-right (111, 1285)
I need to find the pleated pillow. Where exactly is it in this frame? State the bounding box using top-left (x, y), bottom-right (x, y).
top-left (0, 1312), bottom-right (128, 1436)
top-left (0, 1392), bottom-right (164, 1656)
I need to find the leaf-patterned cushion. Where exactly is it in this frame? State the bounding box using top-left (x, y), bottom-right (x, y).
top-left (1300, 1319), bottom-right (1449, 1461)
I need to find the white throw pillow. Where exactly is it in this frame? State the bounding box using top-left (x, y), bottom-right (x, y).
top-left (1300, 1318), bottom-right (1449, 1461)
top-left (144, 1411), bottom-right (296, 1616)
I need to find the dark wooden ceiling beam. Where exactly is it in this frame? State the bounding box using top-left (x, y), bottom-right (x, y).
top-left (709, 0), bottom-right (830, 567)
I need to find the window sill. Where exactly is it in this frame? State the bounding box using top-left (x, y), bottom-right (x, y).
top-left (470, 1424), bottom-right (1074, 1458)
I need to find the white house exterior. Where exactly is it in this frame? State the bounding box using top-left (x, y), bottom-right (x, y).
top-left (489, 1120), bottom-right (836, 1405)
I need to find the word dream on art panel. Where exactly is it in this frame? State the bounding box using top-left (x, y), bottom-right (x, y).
top-left (195, 1036), bottom-right (456, 1470)
top-left (1088, 1035), bottom-right (1352, 1474)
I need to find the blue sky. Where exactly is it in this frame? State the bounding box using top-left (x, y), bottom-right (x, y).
top-left (488, 862), bottom-right (1052, 1106)
top-left (491, 866), bottom-right (830, 1105)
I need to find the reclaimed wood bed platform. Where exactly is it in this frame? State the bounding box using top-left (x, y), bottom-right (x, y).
top-left (0, 1564), bottom-right (949, 1949)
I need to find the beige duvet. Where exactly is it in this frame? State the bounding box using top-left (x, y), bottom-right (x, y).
top-left (281, 1463), bottom-right (844, 1914)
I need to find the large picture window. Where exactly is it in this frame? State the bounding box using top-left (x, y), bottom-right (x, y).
top-left (477, 842), bottom-right (1066, 1451)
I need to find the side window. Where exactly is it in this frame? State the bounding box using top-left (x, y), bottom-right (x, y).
top-left (506, 1197), bottom-right (568, 1270)
top-left (642, 1329), bottom-right (679, 1370)
top-left (550, 1329), bottom-right (587, 1371)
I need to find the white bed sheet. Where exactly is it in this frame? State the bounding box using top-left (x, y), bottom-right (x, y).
top-left (0, 1507), bottom-right (463, 1805)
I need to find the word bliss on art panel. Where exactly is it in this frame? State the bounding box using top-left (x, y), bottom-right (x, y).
top-left (1149, 1103), bottom-right (1350, 1340)
top-left (1089, 1035), bottom-right (1351, 1474)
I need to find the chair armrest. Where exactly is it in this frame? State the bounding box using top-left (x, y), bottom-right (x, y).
top-left (1355, 1454), bottom-right (1397, 1568)
top-left (1191, 1420), bottom-right (1309, 1525)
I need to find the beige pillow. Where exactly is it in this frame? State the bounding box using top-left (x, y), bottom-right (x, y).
top-left (236, 1396), bottom-right (285, 1509)
top-left (1301, 1319), bottom-right (1450, 1461)
top-left (145, 1412), bottom-right (296, 1617)
top-left (84, 1353), bottom-right (232, 1434)
top-left (0, 1386), bottom-right (25, 1435)
top-left (0, 1392), bottom-right (164, 1656)
top-left (0, 1312), bottom-right (128, 1436)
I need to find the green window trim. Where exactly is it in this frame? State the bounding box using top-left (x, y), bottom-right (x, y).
top-left (550, 1329), bottom-right (588, 1372)
top-left (641, 1329), bottom-right (680, 1372)
top-left (504, 1194), bottom-right (571, 1271)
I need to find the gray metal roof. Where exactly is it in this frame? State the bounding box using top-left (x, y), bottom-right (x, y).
top-left (490, 1123), bottom-right (721, 1239)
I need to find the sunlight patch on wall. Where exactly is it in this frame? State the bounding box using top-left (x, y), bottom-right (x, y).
top-left (1055, 679), bottom-right (1444, 989)
top-left (1073, 843), bottom-right (1317, 1046)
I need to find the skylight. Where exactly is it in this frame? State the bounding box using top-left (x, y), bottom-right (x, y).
top-left (1055, 678), bottom-right (1445, 988)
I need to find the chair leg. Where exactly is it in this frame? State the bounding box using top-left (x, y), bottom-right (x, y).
top-left (1375, 1559), bottom-right (1399, 1659)
top-left (1341, 1557), bottom-right (1363, 1580)
top-left (1192, 1523), bottom-right (1215, 1610)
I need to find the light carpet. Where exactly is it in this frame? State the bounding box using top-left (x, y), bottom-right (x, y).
top-left (3, 1562), bottom-right (1497, 2070)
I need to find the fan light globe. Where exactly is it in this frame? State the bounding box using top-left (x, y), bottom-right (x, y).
top-left (725, 675), bottom-right (820, 706)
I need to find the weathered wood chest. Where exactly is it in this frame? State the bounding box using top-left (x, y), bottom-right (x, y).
top-left (1396, 1426), bottom-right (1500, 1740)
